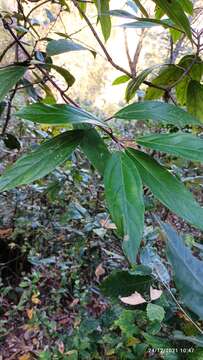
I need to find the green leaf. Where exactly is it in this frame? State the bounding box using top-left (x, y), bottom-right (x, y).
top-left (50, 64), bottom-right (75, 87)
top-left (155, 4), bottom-right (165, 19)
top-left (0, 65), bottom-right (27, 101)
top-left (132, 0), bottom-right (149, 17)
top-left (145, 65), bottom-right (183, 100)
top-left (39, 351), bottom-right (52, 360)
top-left (112, 74), bottom-right (130, 85)
top-left (40, 82), bottom-right (56, 104)
top-left (115, 310), bottom-right (139, 337)
top-left (175, 76), bottom-right (190, 106)
top-left (170, 28), bottom-right (182, 43)
top-left (151, 0), bottom-right (192, 41)
top-left (177, 0), bottom-right (193, 15)
top-left (176, 56), bottom-right (202, 105)
top-left (78, 0), bottom-right (87, 15)
top-left (16, 103), bottom-right (108, 128)
top-left (115, 101), bottom-right (201, 127)
top-left (127, 149), bottom-right (203, 231)
top-left (80, 129), bottom-right (111, 175)
top-left (94, 0), bottom-right (111, 41)
top-left (143, 333), bottom-right (170, 349)
top-left (125, 79), bottom-right (139, 102)
top-left (104, 152), bottom-right (144, 264)
top-left (0, 130), bottom-right (83, 191)
top-left (146, 303), bottom-right (165, 322)
top-left (122, 21), bottom-right (157, 29)
top-left (125, 66), bottom-right (161, 102)
top-left (187, 80), bottom-right (203, 122)
top-left (120, 18), bottom-right (181, 31)
top-left (100, 270), bottom-right (151, 300)
top-left (109, 9), bottom-right (137, 19)
top-left (163, 222), bottom-right (203, 319)
top-left (172, 331), bottom-right (203, 348)
top-left (179, 55), bottom-right (203, 81)
top-left (137, 132), bottom-right (203, 163)
top-left (46, 39), bottom-right (87, 56)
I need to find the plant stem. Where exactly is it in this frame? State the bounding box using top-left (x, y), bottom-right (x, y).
top-left (1, 84), bottom-right (18, 136)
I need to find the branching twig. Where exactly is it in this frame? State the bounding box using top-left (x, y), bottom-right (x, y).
top-left (2, 18), bottom-right (79, 107)
top-left (72, 0), bottom-right (132, 77)
top-left (71, 0), bottom-right (178, 103)
top-left (1, 84), bottom-right (18, 136)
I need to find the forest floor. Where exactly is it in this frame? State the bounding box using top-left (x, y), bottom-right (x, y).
top-left (0, 121), bottom-right (203, 359)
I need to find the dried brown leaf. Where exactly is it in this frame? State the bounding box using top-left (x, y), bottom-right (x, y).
top-left (120, 291), bottom-right (147, 305)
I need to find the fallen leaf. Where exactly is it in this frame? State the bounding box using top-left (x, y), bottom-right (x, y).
top-left (26, 308), bottom-right (34, 320)
top-left (150, 287), bottom-right (163, 301)
top-left (31, 293), bottom-right (41, 305)
top-left (58, 340), bottom-right (65, 354)
top-left (121, 139), bottom-right (138, 149)
top-left (100, 219), bottom-right (117, 229)
top-left (0, 228), bottom-right (12, 237)
top-left (95, 263), bottom-right (105, 279)
top-left (120, 291), bottom-right (147, 305)
top-left (18, 354), bottom-right (31, 360)
top-left (69, 298), bottom-right (79, 308)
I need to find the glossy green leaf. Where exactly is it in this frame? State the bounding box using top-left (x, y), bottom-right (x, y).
top-left (80, 129), bottom-right (111, 175)
top-left (46, 39), bottom-right (87, 56)
top-left (94, 0), bottom-right (111, 41)
top-left (16, 103), bottom-right (108, 128)
top-left (137, 132), bottom-right (203, 163)
top-left (127, 149), bottom-right (203, 231)
top-left (104, 152), bottom-right (144, 263)
top-left (163, 222), bottom-right (203, 319)
top-left (115, 101), bottom-right (201, 127)
top-left (125, 79), bottom-right (138, 102)
top-left (145, 65), bottom-right (183, 100)
top-left (176, 56), bottom-right (202, 105)
top-left (0, 65), bottom-right (27, 101)
top-left (120, 18), bottom-right (180, 31)
top-left (170, 28), bottom-right (182, 43)
top-left (125, 66), bottom-right (161, 102)
top-left (0, 130), bottom-right (83, 191)
top-left (50, 64), bottom-right (75, 87)
top-left (112, 74), bottom-right (130, 85)
top-left (187, 80), bottom-right (203, 122)
top-left (146, 303), bottom-right (165, 322)
top-left (151, 0), bottom-right (192, 41)
top-left (177, 0), bottom-right (193, 15)
top-left (155, 4), bottom-right (165, 19)
top-left (176, 76), bottom-right (190, 106)
top-left (179, 55), bottom-right (203, 80)
top-left (100, 270), bottom-right (151, 300)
